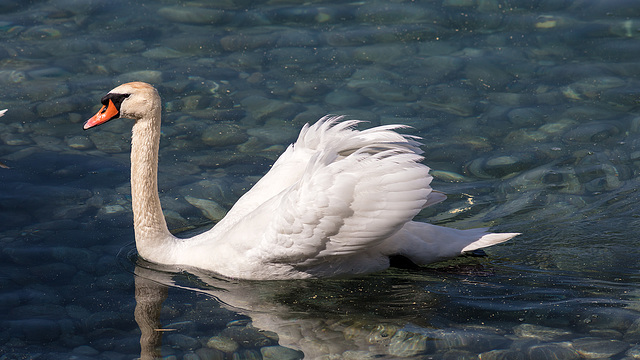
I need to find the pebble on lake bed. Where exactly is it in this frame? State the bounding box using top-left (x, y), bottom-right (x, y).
top-left (513, 323), bottom-right (573, 341)
top-left (201, 123), bottom-right (249, 147)
top-left (65, 136), bottom-right (94, 150)
top-left (570, 337), bottom-right (629, 359)
top-left (206, 335), bottom-right (239, 353)
top-left (260, 346), bottom-right (304, 360)
top-left (184, 196), bottom-right (228, 222)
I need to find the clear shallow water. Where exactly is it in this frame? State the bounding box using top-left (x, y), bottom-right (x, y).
top-left (1, 0), bottom-right (640, 359)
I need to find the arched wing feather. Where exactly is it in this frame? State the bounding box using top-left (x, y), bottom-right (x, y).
top-left (247, 136), bottom-right (433, 267)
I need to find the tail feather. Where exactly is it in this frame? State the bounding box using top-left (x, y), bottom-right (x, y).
top-left (461, 232), bottom-right (520, 252)
top-left (382, 221), bottom-right (519, 265)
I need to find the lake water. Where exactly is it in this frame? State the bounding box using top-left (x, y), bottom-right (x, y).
top-left (1, 0), bottom-right (640, 359)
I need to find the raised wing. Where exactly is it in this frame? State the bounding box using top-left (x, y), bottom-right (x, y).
top-left (246, 130), bottom-right (434, 268)
top-left (211, 116), bottom-right (422, 233)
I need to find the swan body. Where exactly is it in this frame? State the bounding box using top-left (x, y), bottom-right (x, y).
top-left (85, 82), bottom-right (519, 280)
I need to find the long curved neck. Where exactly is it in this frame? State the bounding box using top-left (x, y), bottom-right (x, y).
top-left (130, 100), bottom-right (176, 261)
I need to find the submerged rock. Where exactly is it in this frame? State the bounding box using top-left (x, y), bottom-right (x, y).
top-left (526, 343), bottom-right (580, 360)
top-left (201, 123), bottom-right (249, 147)
top-left (196, 347), bottom-right (226, 360)
top-left (625, 318), bottom-right (640, 343)
top-left (513, 323), bottom-right (573, 341)
top-left (563, 122), bottom-right (621, 143)
top-left (65, 135), bottom-right (93, 150)
top-left (206, 335), bottom-right (239, 353)
top-left (167, 333), bottom-right (200, 351)
top-left (570, 337), bottom-right (628, 359)
top-left (627, 344), bottom-right (640, 359)
top-left (158, 6), bottom-right (230, 25)
top-left (260, 346), bottom-right (303, 360)
top-left (184, 195), bottom-right (227, 222)
top-left (477, 349), bottom-right (524, 360)
top-left (388, 330), bottom-right (429, 357)
top-left (239, 95), bottom-right (304, 123)
top-left (577, 307), bottom-right (639, 333)
top-left (115, 70), bottom-right (163, 85)
top-left (465, 151), bottom-right (544, 179)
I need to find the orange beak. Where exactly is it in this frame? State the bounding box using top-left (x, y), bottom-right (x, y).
top-left (84, 99), bottom-right (120, 130)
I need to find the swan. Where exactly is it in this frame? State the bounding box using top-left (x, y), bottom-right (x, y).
top-left (84, 82), bottom-right (519, 280)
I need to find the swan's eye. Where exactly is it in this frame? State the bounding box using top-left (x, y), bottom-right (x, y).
top-left (100, 93), bottom-right (131, 110)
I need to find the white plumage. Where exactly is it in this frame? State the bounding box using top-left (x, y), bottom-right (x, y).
top-left (85, 82), bottom-right (519, 280)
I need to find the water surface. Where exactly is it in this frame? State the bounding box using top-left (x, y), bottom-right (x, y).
top-left (1, 0), bottom-right (640, 359)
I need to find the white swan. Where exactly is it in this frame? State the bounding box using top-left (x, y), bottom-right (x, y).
top-left (84, 82), bottom-right (519, 280)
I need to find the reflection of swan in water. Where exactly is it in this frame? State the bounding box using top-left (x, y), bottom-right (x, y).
top-left (134, 268), bottom-right (166, 360)
top-left (131, 254), bottom-right (453, 359)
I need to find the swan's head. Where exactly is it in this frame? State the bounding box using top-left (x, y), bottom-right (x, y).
top-left (84, 82), bottom-right (160, 130)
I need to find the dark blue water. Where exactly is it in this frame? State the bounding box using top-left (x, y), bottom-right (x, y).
top-left (1, 0), bottom-right (640, 358)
